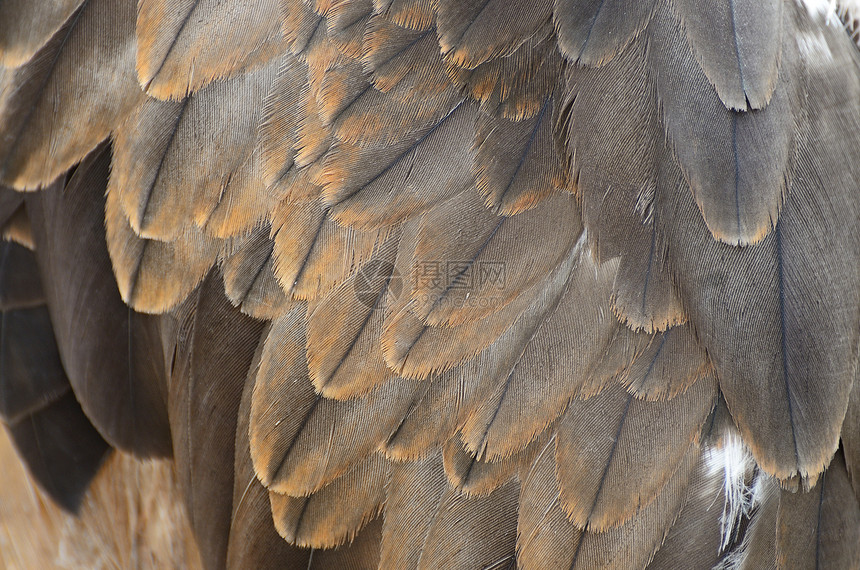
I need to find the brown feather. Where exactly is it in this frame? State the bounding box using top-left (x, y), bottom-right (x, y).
top-left (112, 56), bottom-right (279, 241)
top-left (651, 5), bottom-right (797, 246)
top-left (382, 235), bottom-right (577, 380)
top-left (0, 0), bottom-right (144, 189)
top-left (228, 327), bottom-right (314, 568)
top-left (305, 229), bottom-right (400, 398)
top-left (269, 453), bottom-right (386, 548)
top-left (373, 0), bottom-right (434, 30)
top-left (417, 479), bottom-right (519, 570)
top-left (443, 432), bottom-right (543, 497)
top-left (0, 0), bottom-right (83, 67)
top-left (844, 369), bottom-right (860, 501)
top-left (327, 0), bottom-right (373, 60)
top-left (270, 198), bottom-right (390, 300)
top-left (447, 33), bottom-right (564, 121)
top-left (166, 269), bottom-right (266, 570)
top-left (136, 0), bottom-right (285, 100)
top-left (250, 308), bottom-right (421, 496)
top-left (411, 189), bottom-right (580, 327)
top-left (619, 325), bottom-right (709, 400)
top-left (554, 376), bottom-right (717, 531)
top-left (457, 250), bottom-right (624, 461)
top-left (105, 179), bottom-right (222, 314)
top-left (319, 102), bottom-right (478, 229)
top-left (221, 225), bottom-right (292, 320)
top-left (474, 99), bottom-right (568, 216)
top-left (435, 0), bottom-right (553, 69)
top-left (362, 16), bottom-right (449, 96)
top-left (26, 146), bottom-right (172, 455)
top-left (0, 240), bottom-right (109, 512)
top-left (517, 435), bottom-right (696, 570)
top-left (654, 4), bottom-right (860, 480)
top-left (379, 452), bottom-right (448, 568)
top-left (776, 452), bottom-right (860, 568)
top-left (673, 0), bottom-right (782, 111)
top-left (553, 0), bottom-right (656, 66)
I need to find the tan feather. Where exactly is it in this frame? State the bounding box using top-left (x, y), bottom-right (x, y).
top-left (269, 453), bottom-right (386, 548)
top-left (136, 0), bottom-right (285, 100)
top-left (0, 0), bottom-right (144, 189)
top-left (0, 0), bottom-right (83, 67)
top-left (554, 375), bottom-right (717, 531)
top-left (112, 56), bottom-right (280, 241)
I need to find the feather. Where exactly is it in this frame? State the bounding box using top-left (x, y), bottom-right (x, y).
top-left (1, 203), bottom-right (35, 249)
top-left (673, 0), bottom-right (782, 111)
top-left (382, 233), bottom-right (578, 380)
top-left (259, 55), bottom-right (308, 198)
top-left (281, 0), bottom-right (325, 58)
top-left (228, 326), bottom-right (314, 568)
top-left (381, 450), bottom-right (518, 569)
top-left (227, 324), bottom-right (311, 570)
top-left (112, 56), bottom-right (279, 241)
top-left (5, 393), bottom-right (110, 513)
top-left (560, 29), bottom-right (685, 330)
top-left (473, 99), bottom-right (568, 216)
top-left (362, 16), bottom-right (449, 96)
top-left (776, 452), bottom-right (860, 568)
top-left (517, 436), bottom-right (696, 570)
top-left (0, 237), bottom-right (43, 311)
top-left (25, 147), bottom-right (172, 456)
top-left (136, 0), bottom-right (285, 100)
top-left (269, 453), bottom-right (386, 548)
top-left (736, 475), bottom-right (780, 569)
top-left (554, 15), bottom-right (678, 332)
top-left (646, 443), bottom-right (730, 569)
top-left (0, 0), bottom-right (144, 189)
top-left (655, 6), bottom-right (860, 480)
top-left (374, 0), bottom-right (435, 31)
top-left (327, 0), bottom-right (373, 60)
top-left (844, 370), bottom-right (860, 501)
top-left (221, 225), bottom-right (291, 320)
top-left (105, 166), bottom-right (222, 315)
top-left (457, 251), bottom-right (625, 461)
top-left (321, 23), bottom-right (462, 149)
top-left (435, 0), bottom-right (553, 69)
top-left (411, 189), bottom-right (580, 327)
top-left (0, 304), bottom-right (69, 426)
top-left (0, 240), bottom-right (109, 512)
top-left (620, 325), bottom-right (709, 400)
top-left (166, 269), bottom-right (266, 570)
top-left (651, 5), bottom-right (797, 246)
top-left (249, 308), bottom-right (421, 496)
top-left (447, 33), bottom-right (564, 121)
top-left (553, 0), bottom-right (657, 66)
top-left (305, 230), bottom-right (400, 399)
top-left (319, 102), bottom-right (478, 229)
top-left (0, 0), bottom-right (83, 67)
top-left (270, 198), bottom-right (389, 300)
top-left (380, 452), bottom-right (448, 568)
top-left (310, 516), bottom-right (383, 569)
top-left (417, 479), bottom-right (519, 570)
top-left (443, 432), bottom-right (543, 496)
top-left (610, 223), bottom-right (687, 333)
top-left (311, 44), bottom-right (371, 131)
top-left (554, 376), bottom-right (717, 531)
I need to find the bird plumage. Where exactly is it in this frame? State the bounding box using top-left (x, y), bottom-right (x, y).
top-left (1, 0), bottom-right (859, 568)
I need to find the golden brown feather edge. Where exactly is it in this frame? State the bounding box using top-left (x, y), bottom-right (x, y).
top-left (0, 0), bottom-right (858, 568)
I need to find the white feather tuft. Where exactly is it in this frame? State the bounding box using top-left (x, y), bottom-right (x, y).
top-left (704, 432), bottom-right (756, 552)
